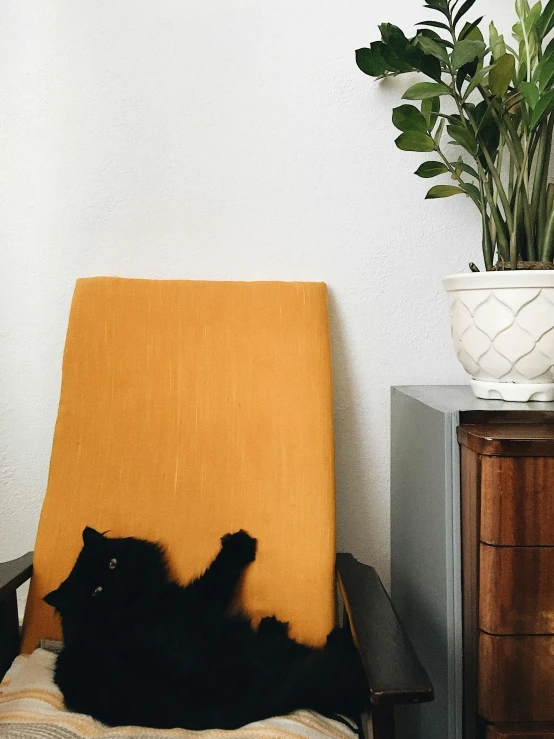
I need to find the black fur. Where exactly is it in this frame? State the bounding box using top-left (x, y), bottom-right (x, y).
top-left (44, 527), bottom-right (365, 730)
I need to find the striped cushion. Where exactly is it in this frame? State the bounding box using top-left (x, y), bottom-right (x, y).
top-left (0, 649), bottom-right (357, 739)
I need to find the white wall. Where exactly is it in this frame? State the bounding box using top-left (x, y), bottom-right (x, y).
top-left (1, 0), bottom-right (514, 588)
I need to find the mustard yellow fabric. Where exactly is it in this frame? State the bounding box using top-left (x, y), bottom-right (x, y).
top-left (21, 278), bottom-right (336, 653)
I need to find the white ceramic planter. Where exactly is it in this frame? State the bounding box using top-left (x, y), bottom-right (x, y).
top-left (443, 270), bottom-right (554, 401)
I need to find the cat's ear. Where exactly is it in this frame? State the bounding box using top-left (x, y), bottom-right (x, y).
top-left (82, 526), bottom-right (105, 547)
top-left (44, 580), bottom-right (72, 611)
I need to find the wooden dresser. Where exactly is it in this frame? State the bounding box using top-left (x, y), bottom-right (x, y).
top-left (390, 386), bottom-right (554, 739)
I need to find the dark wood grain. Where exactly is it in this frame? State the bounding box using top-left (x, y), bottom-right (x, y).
top-left (371, 705), bottom-right (394, 739)
top-left (480, 457), bottom-right (554, 545)
top-left (336, 553), bottom-right (433, 707)
top-left (461, 445), bottom-right (481, 739)
top-left (480, 544), bottom-right (554, 635)
top-left (460, 411), bottom-right (554, 425)
top-left (0, 592), bottom-right (20, 682)
top-left (0, 552), bottom-right (33, 601)
top-left (479, 633), bottom-right (554, 722)
top-left (457, 425), bottom-right (554, 457)
top-left (487, 724), bottom-right (554, 738)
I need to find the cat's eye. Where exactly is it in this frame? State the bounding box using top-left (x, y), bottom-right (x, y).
top-left (92, 586), bottom-right (103, 596)
top-left (109, 558), bottom-right (117, 570)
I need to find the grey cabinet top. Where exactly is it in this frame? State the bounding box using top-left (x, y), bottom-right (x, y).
top-left (392, 385), bottom-right (554, 414)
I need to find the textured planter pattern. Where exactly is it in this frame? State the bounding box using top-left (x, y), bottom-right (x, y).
top-left (447, 287), bottom-right (554, 384)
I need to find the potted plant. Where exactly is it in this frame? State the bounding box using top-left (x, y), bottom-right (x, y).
top-left (357, 0), bottom-right (554, 400)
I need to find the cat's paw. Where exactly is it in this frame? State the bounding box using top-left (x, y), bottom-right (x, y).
top-left (221, 530), bottom-right (257, 564)
top-left (258, 615), bottom-right (290, 637)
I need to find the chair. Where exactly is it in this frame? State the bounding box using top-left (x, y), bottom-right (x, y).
top-left (0, 278), bottom-right (432, 739)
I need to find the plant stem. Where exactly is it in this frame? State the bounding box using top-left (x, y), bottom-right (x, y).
top-left (495, 135), bottom-right (504, 208)
top-left (538, 115), bottom-right (554, 259)
top-left (461, 102), bottom-right (515, 234)
top-left (522, 186), bottom-right (535, 260)
top-left (479, 138), bottom-right (515, 232)
top-left (434, 144), bottom-right (481, 208)
top-left (543, 205), bottom-right (554, 262)
top-left (449, 76), bottom-right (514, 264)
top-left (547, 182), bottom-right (554, 216)
top-left (508, 133), bottom-right (535, 264)
top-left (478, 177), bottom-right (494, 269)
top-left (531, 123), bottom-right (547, 223)
top-left (479, 165), bottom-right (511, 261)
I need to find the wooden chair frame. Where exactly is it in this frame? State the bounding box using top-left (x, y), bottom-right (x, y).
top-left (0, 550), bottom-right (433, 739)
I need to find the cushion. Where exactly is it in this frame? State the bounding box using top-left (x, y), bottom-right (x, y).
top-left (22, 279), bottom-right (336, 653)
top-left (0, 649), bottom-right (357, 739)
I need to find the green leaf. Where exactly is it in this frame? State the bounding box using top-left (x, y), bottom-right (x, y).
top-left (536, 39), bottom-right (554, 84)
top-left (415, 34), bottom-right (449, 62)
top-left (447, 123), bottom-right (479, 154)
top-left (424, 0), bottom-right (449, 17)
top-left (475, 103), bottom-right (500, 162)
top-left (425, 185), bottom-right (464, 198)
top-left (459, 182), bottom-right (482, 203)
top-left (451, 39), bottom-right (486, 70)
top-left (379, 24), bottom-right (418, 73)
top-left (405, 43), bottom-right (443, 82)
top-left (416, 20), bottom-right (451, 31)
top-left (530, 89), bottom-right (554, 127)
top-left (369, 41), bottom-right (391, 75)
top-left (380, 43), bottom-right (414, 73)
top-left (489, 22), bottom-right (507, 60)
top-left (515, 0), bottom-right (531, 17)
top-left (415, 161), bottom-right (449, 177)
top-left (417, 28), bottom-right (453, 48)
top-left (457, 59), bottom-right (479, 92)
top-left (421, 96), bottom-right (441, 129)
top-left (392, 104), bottom-right (429, 134)
top-left (452, 161), bottom-right (479, 178)
top-left (544, 35), bottom-right (554, 61)
top-left (525, 2), bottom-right (543, 33)
top-left (453, 0), bottom-right (477, 28)
top-left (380, 23), bottom-right (409, 47)
top-left (489, 54), bottom-right (516, 96)
top-left (355, 47), bottom-right (387, 77)
top-left (459, 22), bottom-right (484, 42)
top-left (462, 64), bottom-right (495, 100)
top-left (395, 132), bottom-right (436, 152)
top-left (539, 52), bottom-right (554, 91)
top-left (434, 117), bottom-right (446, 144)
top-left (403, 81), bottom-right (451, 99)
top-left (459, 17), bottom-right (484, 40)
top-left (519, 80), bottom-right (540, 107)
top-left (537, 0), bottom-right (554, 37)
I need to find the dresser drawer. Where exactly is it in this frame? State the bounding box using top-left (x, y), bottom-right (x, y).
top-left (481, 456), bottom-right (554, 545)
top-left (480, 544), bottom-right (554, 634)
top-left (487, 725), bottom-right (554, 738)
top-left (479, 633), bottom-right (554, 722)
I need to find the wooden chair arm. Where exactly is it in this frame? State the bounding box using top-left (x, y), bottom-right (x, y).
top-left (336, 553), bottom-right (433, 706)
top-left (0, 552), bottom-right (33, 602)
top-left (336, 553), bottom-right (433, 739)
top-left (0, 552), bottom-right (33, 681)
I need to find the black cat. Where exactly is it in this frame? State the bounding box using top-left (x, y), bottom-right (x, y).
top-left (44, 527), bottom-right (365, 730)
